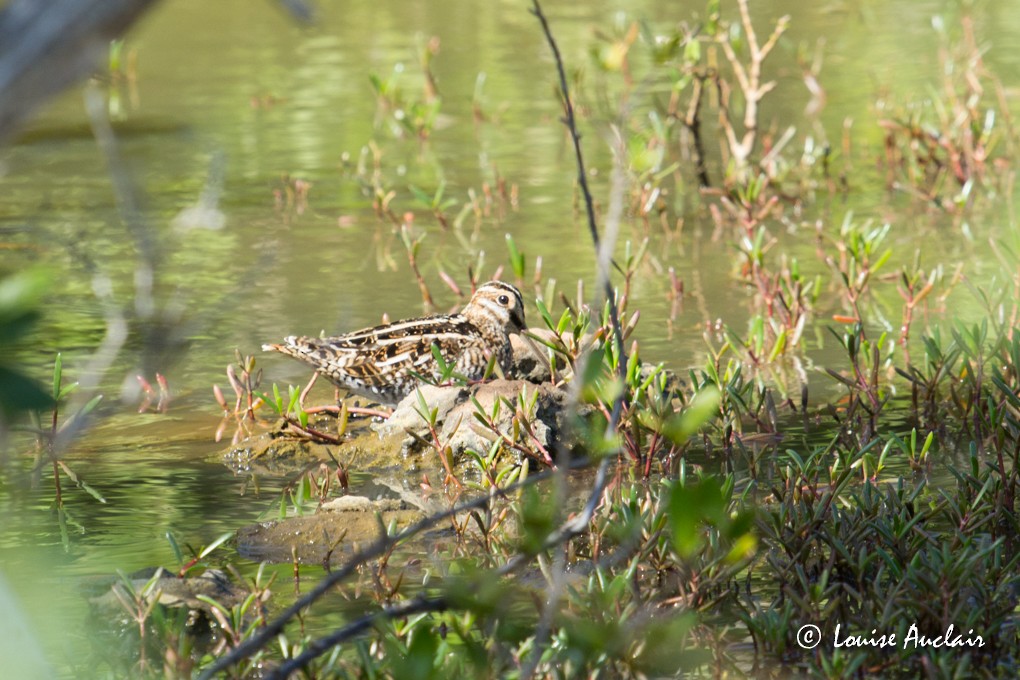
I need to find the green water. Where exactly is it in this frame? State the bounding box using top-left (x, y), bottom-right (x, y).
top-left (1, 0), bottom-right (1019, 675)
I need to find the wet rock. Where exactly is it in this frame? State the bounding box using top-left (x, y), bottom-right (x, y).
top-left (223, 431), bottom-right (340, 473)
top-left (444, 380), bottom-right (567, 458)
top-left (510, 331), bottom-right (553, 383)
top-left (89, 567), bottom-right (248, 615)
top-left (236, 495), bottom-right (426, 565)
top-left (220, 414), bottom-right (416, 477)
top-left (228, 380), bottom-right (570, 565)
top-left (375, 383), bottom-right (468, 437)
top-left (374, 379), bottom-right (569, 461)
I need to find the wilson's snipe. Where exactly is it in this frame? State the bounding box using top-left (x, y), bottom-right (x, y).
top-left (262, 281), bottom-right (526, 405)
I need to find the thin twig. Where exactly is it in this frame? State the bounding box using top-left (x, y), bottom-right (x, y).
top-left (266, 596), bottom-right (448, 679)
top-left (683, 74), bottom-right (711, 187)
top-left (529, 0), bottom-right (628, 389)
top-left (522, 4), bottom-right (629, 677)
top-left (715, 0), bottom-right (789, 169)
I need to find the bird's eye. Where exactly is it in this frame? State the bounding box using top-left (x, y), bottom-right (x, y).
top-left (498, 295), bottom-right (510, 305)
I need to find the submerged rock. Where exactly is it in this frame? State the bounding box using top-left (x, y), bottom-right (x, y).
top-left (236, 495), bottom-right (426, 565)
top-left (226, 378), bottom-right (571, 566)
top-left (89, 567), bottom-right (248, 615)
top-left (510, 332), bottom-right (554, 383)
top-left (223, 431), bottom-right (343, 473)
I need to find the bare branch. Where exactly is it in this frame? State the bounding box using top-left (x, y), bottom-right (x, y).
top-left (260, 458), bottom-right (612, 679)
top-left (265, 596), bottom-right (447, 679)
top-left (529, 0), bottom-right (628, 392)
top-left (196, 459), bottom-right (592, 679)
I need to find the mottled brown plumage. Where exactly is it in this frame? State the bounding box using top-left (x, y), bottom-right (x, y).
top-left (262, 281), bottom-right (526, 405)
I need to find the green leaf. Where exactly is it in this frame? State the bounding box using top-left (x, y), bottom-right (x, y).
top-left (0, 268), bottom-right (49, 323)
top-left (0, 310), bottom-right (40, 345)
top-left (56, 381), bottom-right (78, 402)
top-left (197, 532), bottom-right (235, 559)
top-left (394, 626), bottom-right (439, 680)
top-left (580, 347), bottom-right (606, 389)
top-left (633, 612), bottom-right (704, 674)
top-left (683, 36), bottom-right (701, 63)
top-left (337, 400), bottom-right (350, 437)
top-left (52, 353), bottom-right (62, 401)
top-left (255, 391), bottom-right (280, 415)
top-left (194, 595), bottom-right (233, 619)
top-left (75, 394), bottom-right (103, 420)
top-left (0, 365), bottom-right (54, 415)
top-left (661, 385), bottom-right (720, 444)
top-left (667, 476), bottom-right (726, 556)
top-left (60, 463), bottom-right (107, 503)
top-left (409, 184), bottom-right (432, 206)
top-left (519, 485), bottom-right (557, 554)
top-left (535, 298), bottom-right (554, 328)
top-left (430, 342), bottom-right (453, 380)
top-left (166, 532), bottom-right (184, 565)
top-left (287, 385), bottom-right (301, 415)
top-left (556, 309), bottom-right (573, 334)
top-left (767, 329), bottom-right (787, 362)
top-left (505, 234), bottom-right (525, 279)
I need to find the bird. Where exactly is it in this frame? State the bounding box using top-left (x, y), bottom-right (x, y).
top-left (262, 281), bottom-right (527, 406)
